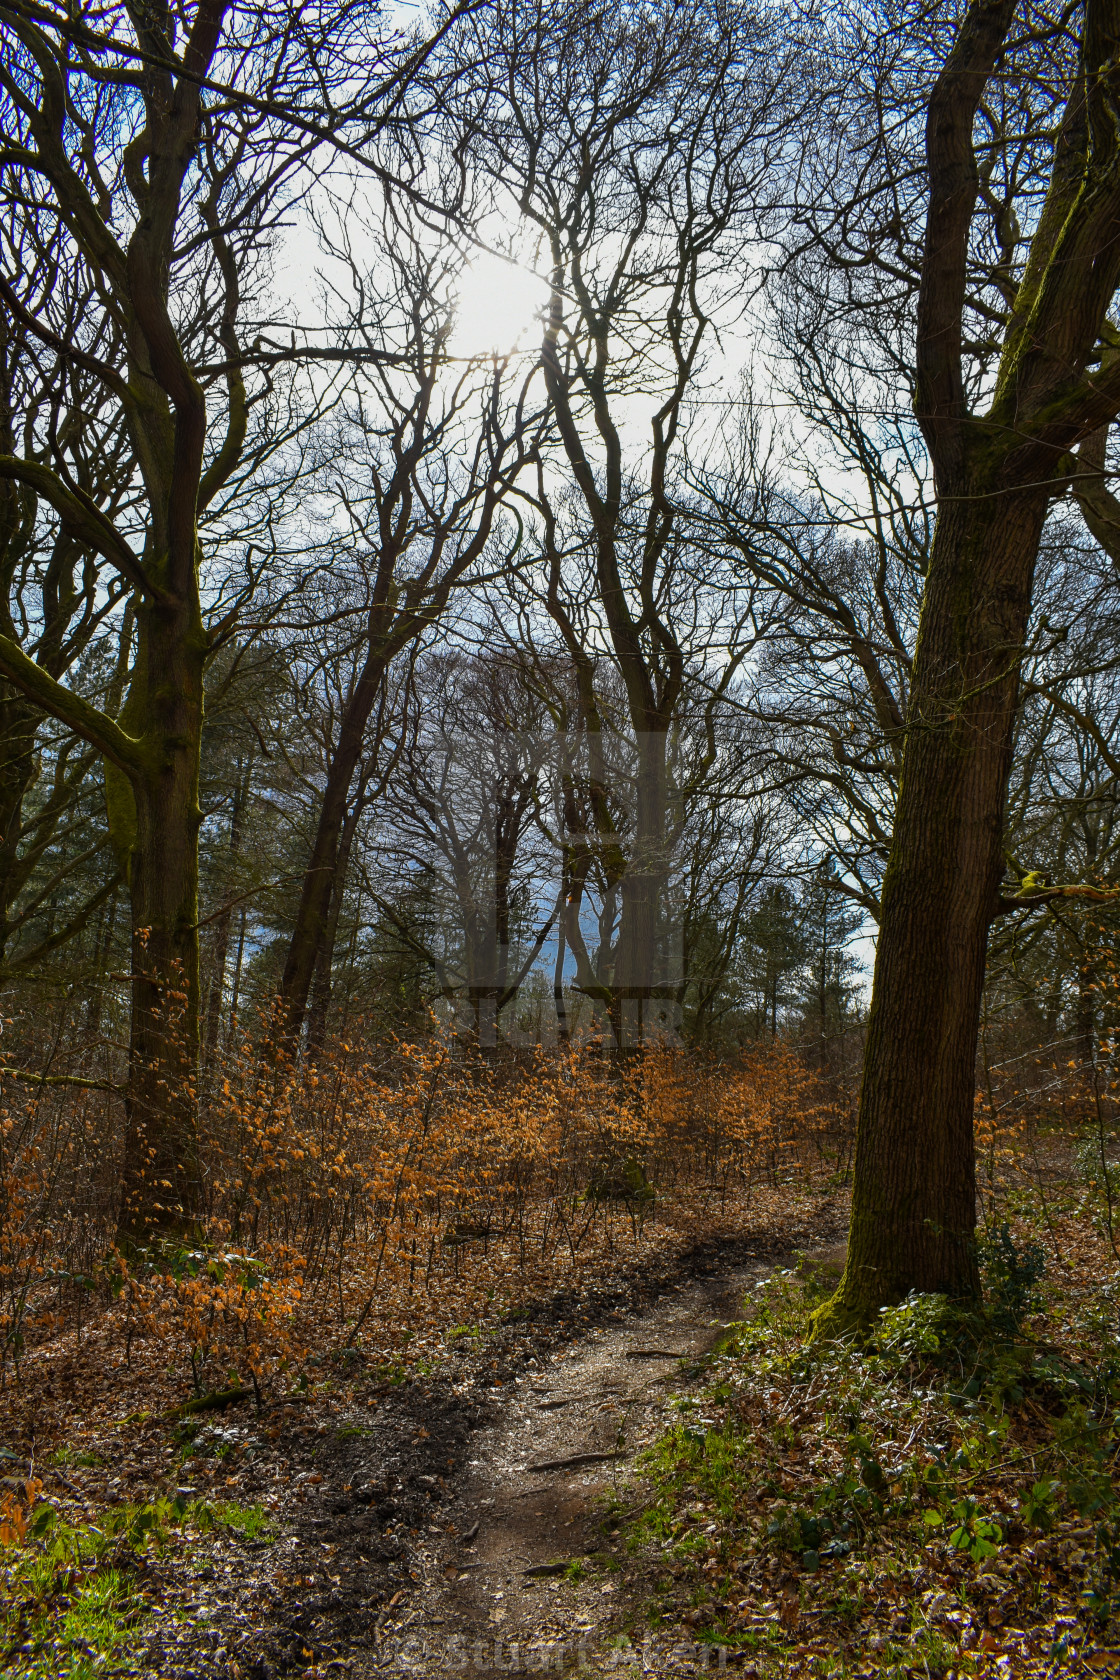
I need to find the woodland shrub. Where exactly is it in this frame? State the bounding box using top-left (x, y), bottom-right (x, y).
top-left (6, 999), bottom-right (1112, 1402)
top-left (0, 1027), bottom-right (836, 1392)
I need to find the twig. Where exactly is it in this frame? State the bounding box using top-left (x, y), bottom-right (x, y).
top-left (3, 1067), bottom-right (121, 1093)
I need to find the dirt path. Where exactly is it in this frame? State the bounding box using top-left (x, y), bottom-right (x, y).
top-left (365, 1254), bottom-right (832, 1676)
top-left (102, 1212), bottom-right (845, 1679)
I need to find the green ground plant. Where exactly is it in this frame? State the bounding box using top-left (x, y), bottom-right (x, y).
top-left (0, 1494), bottom-right (272, 1676)
top-left (625, 1229), bottom-right (1120, 1672)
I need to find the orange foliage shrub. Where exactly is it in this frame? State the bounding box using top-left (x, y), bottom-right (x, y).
top-left (122, 1244), bottom-right (307, 1405)
top-left (0, 1030), bottom-right (840, 1395)
top-left (0, 1476), bottom-right (41, 1547)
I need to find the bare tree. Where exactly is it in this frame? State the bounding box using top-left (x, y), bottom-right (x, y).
top-left (443, 0), bottom-right (797, 1046)
top-left (0, 0), bottom-right (427, 1238)
top-left (276, 198), bottom-right (547, 1042)
top-left (363, 648), bottom-right (562, 1042)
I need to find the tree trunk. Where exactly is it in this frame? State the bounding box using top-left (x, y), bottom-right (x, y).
top-left (0, 689), bottom-right (38, 964)
top-left (553, 868), bottom-right (570, 1045)
top-left (204, 901), bottom-right (233, 1066)
top-left (280, 658), bottom-right (384, 1040)
top-left (204, 755), bottom-right (250, 1064)
top-left (815, 486), bottom-right (1048, 1330)
top-left (85, 883), bottom-right (120, 1036)
top-left (1072, 824), bottom-right (1099, 1067)
top-left (305, 789), bottom-right (364, 1054)
top-left (614, 730), bottom-right (668, 1050)
top-left (116, 600), bottom-right (206, 1245)
top-left (1073, 958), bottom-right (1097, 1070)
top-left (229, 903), bottom-right (249, 1038)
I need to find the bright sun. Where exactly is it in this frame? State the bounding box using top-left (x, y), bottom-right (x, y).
top-left (451, 251), bottom-right (547, 356)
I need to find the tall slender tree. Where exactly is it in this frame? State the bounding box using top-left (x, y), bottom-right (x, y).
top-left (448, 0), bottom-right (796, 1046)
top-left (0, 0), bottom-right (425, 1237)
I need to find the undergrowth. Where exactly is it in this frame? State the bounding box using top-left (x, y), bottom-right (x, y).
top-left (0, 1493), bottom-right (272, 1677)
top-left (0, 1036), bottom-right (837, 1396)
top-left (622, 1220), bottom-right (1120, 1676)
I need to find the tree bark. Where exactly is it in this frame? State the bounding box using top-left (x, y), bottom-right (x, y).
top-left (817, 484), bottom-right (1049, 1325)
top-left (305, 785), bottom-right (365, 1053)
top-left (116, 595), bottom-right (206, 1244)
top-left (204, 755), bottom-right (251, 1064)
top-left (280, 656), bottom-right (386, 1040)
top-left (813, 0), bottom-right (1120, 1331)
top-left (84, 885), bottom-right (118, 1035)
top-left (0, 692), bottom-right (38, 961)
top-left (614, 729), bottom-right (670, 1048)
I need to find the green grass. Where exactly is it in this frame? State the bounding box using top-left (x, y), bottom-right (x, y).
top-left (1, 1494), bottom-right (273, 1676)
top-left (204, 1500), bottom-right (272, 1541)
top-left (446, 1323), bottom-right (483, 1342)
top-left (46, 1447), bottom-right (105, 1469)
top-left (58, 1566), bottom-right (147, 1669)
top-left (2, 1506), bottom-right (153, 1677)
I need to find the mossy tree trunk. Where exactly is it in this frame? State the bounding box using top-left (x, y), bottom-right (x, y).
top-left (817, 0), bottom-right (1120, 1332)
top-left (114, 592), bottom-right (208, 1242)
top-left (1, 0), bottom-right (441, 1223)
top-left (0, 0), bottom-right (235, 1243)
top-left (821, 486), bottom-right (1048, 1325)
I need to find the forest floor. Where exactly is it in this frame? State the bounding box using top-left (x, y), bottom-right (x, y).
top-left (2, 1182), bottom-right (1119, 1680)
